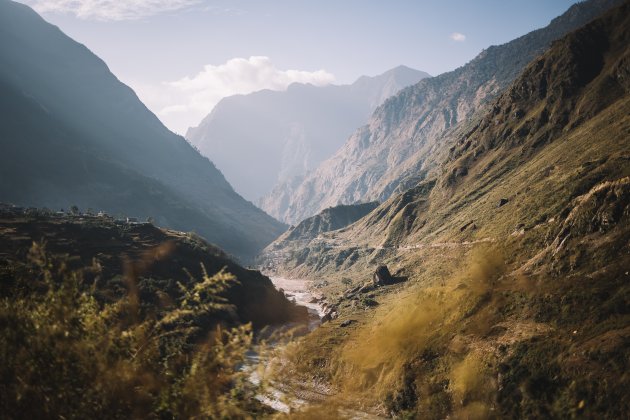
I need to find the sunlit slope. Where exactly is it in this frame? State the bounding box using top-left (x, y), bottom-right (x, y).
top-left (274, 5), bottom-right (630, 417)
top-left (276, 1), bottom-right (630, 279)
top-left (274, 0), bottom-right (623, 225)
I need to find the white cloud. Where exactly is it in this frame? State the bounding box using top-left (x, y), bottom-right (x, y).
top-left (449, 32), bottom-right (466, 42)
top-left (132, 56), bottom-right (335, 134)
top-left (21, 0), bottom-right (203, 21)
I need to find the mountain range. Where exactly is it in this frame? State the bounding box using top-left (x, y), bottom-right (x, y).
top-left (186, 66), bottom-right (429, 202)
top-left (260, 0), bottom-right (624, 224)
top-left (0, 0), bottom-right (285, 261)
top-left (262, 2), bottom-right (630, 416)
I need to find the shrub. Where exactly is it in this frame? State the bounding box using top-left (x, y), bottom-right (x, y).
top-left (0, 242), bottom-right (259, 419)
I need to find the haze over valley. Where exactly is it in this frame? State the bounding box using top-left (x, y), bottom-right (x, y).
top-left (186, 65), bottom-right (430, 202)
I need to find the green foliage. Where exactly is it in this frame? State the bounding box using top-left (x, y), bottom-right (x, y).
top-left (0, 242), bottom-right (259, 419)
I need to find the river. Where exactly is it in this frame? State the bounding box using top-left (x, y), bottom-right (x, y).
top-left (245, 276), bottom-right (326, 413)
top-left (248, 276), bottom-right (385, 419)
top-left (270, 276), bottom-right (326, 322)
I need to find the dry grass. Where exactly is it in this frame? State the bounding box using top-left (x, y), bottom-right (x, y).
top-left (0, 242), bottom-right (262, 419)
top-left (271, 248), bottom-right (507, 418)
top-left (335, 247), bottom-right (503, 396)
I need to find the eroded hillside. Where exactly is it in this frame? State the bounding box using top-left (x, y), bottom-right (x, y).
top-left (268, 0), bottom-right (623, 225)
top-left (266, 3), bottom-right (630, 417)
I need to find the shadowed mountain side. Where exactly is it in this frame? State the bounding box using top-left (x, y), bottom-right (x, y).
top-left (0, 208), bottom-right (307, 328)
top-left (0, 207), bottom-right (308, 418)
top-left (259, 201), bottom-right (379, 275)
top-left (285, 201), bottom-right (380, 242)
top-left (187, 66), bottom-right (429, 203)
top-left (0, 0), bottom-right (286, 261)
top-left (269, 0), bottom-right (624, 225)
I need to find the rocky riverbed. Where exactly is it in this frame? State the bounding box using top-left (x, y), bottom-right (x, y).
top-left (244, 276), bottom-right (327, 413)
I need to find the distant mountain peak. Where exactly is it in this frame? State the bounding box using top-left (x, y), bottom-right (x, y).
top-left (186, 64), bottom-right (430, 203)
top-left (352, 65), bottom-right (431, 86)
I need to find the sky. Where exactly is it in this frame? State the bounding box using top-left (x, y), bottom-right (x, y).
top-left (17, 0), bottom-right (580, 134)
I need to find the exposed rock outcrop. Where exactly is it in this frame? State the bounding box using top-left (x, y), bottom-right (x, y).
top-left (261, 0), bottom-right (624, 225)
top-left (373, 264), bottom-right (394, 285)
top-left (187, 66), bottom-right (429, 203)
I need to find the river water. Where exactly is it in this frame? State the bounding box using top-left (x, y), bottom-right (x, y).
top-left (245, 276), bottom-right (325, 413)
top-left (270, 276), bottom-right (326, 321)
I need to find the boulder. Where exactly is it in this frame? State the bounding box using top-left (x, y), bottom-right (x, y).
top-left (498, 198), bottom-right (509, 207)
top-left (373, 264), bottom-right (394, 286)
top-left (362, 298), bottom-right (379, 308)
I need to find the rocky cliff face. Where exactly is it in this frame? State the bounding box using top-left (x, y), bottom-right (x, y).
top-left (265, 0), bottom-right (623, 225)
top-left (259, 201), bottom-right (379, 274)
top-left (269, 0), bottom-right (630, 282)
top-left (0, 0), bottom-right (285, 261)
top-left (187, 66), bottom-right (429, 202)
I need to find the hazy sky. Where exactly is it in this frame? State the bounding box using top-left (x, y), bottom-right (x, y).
top-left (18, 0), bottom-right (579, 134)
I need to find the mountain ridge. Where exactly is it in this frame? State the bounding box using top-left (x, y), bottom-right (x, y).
top-left (186, 66), bottom-right (430, 202)
top-left (265, 5), bottom-right (630, 417)
top-left (0, 0), bottom-right (286, 261)
top-left (263, 0), bottom-right (624, 225)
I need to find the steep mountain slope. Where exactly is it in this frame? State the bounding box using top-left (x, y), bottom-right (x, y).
top-left (187, 66), bottom-right (429, 202)
top-left (0, 0), bottom-right (285, 261)
top-left (284, 202), bottom-right (380, 242)
top-left (269, 4), bottom-right (630, 417)
top-left (261, 202), bottom-right (379, 271)
top-left (271, 0), bottom-right (630, 279)
top-left (270, 0), bottom-right (623, 224)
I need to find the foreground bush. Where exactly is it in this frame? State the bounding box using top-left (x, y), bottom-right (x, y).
top-left (0, 242), bottom-right (260, 419)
